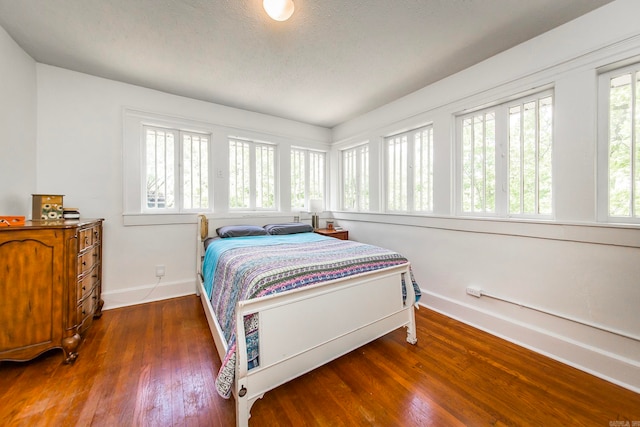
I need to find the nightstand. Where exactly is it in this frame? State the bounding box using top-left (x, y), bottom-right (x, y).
top-left (315, 228), bottom-right (349, 240)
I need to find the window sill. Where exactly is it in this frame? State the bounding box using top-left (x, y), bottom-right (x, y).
top-left (330, 211), bottom-right (640, 248)
top-left (122, 211), bottom-right (306, 226)
top-left (123, 213), bottom-right (199, 226)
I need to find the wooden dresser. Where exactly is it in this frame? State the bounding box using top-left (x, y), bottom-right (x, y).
top-left (0, 218), bottom-right (103, 364)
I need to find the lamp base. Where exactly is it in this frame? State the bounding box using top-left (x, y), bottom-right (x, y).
top-left (311, 214), bottom-right (319, 229)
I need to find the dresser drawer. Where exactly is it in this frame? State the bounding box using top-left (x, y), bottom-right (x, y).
top-left (78, 225), bottom-right (101, 252)
top-left (77, 289), bottom-right (97, 335)
top-left (78, 288), bottom-right (98, 323)
top-left (77, 245), bottom-right (100, 276)
top-left (77, 266), bottom-right (99, 300)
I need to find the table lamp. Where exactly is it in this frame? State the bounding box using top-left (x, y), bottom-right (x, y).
top-left (309, 199), bottom-right (323, 229)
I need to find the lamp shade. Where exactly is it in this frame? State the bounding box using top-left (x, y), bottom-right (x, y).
top-left (309, 199), bottom-right (323, 213)
top-left (263, 0), bottom-right (295, 21)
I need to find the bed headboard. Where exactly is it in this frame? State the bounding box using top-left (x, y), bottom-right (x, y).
top-left (195, 213), bottom-right (308, 286)
top-left (197, 214), bottom-right (308, 241)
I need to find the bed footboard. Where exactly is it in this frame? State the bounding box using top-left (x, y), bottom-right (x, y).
top-left (233, 264), bottom-right (417, 426)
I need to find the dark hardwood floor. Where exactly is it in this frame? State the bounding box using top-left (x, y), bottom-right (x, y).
top-left (1, 295), bottom-right (638, 426)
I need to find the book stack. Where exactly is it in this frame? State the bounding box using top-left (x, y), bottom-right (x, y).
top-left (63, 208), bottom-right (80, 220)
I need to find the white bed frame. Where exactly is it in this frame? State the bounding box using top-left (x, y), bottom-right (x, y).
top-left (195, 215), bottom-right (418, 426)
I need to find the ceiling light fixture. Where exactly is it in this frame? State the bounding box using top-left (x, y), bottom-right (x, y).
top-left (263, 0), bottom-right (295, 22)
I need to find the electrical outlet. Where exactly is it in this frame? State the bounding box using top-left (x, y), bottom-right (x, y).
top-left (466, 286), bottom-right (482, 298)
top-left (155, 265), bottom-right (165, 278)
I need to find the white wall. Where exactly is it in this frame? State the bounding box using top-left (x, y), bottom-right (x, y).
top-left (331, 0), bottom-right (640, 392)
top-left (0, 25), bottom-right (36, 215)
top-left (35, 65), bottom-right (330, 309)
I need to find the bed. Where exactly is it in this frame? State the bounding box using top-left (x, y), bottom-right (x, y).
top-left (195, 215), bottom-right (421, 426)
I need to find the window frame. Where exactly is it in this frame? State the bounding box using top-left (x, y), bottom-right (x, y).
top-left (142, 125), bottom-right (211, 214)
top-left (290, 147), bottom-right (326, 212)
top-left (456, 89), bottom-right (555, 219)
top-left (597, 62), bottom-right (640, 224)
top-left (228, 137), bottom-right (278, 211)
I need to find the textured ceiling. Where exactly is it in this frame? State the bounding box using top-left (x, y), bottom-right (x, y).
top-left (0, 0), bottom-right (613, 128)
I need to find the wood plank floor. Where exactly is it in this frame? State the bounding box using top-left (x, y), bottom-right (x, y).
top-left (1, 295), bottom-right (638, 426)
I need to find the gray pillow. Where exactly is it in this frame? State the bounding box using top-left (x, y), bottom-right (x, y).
top-left (216, 225), bottom-right (268, 238)
top-left (264, 223), bottom-right (313, 235)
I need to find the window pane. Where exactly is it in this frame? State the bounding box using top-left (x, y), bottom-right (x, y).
top-left (538, 96), bottom-right (553, 214)
top-left (636, 71), bottom-right (640, 217)
top-left (359, 146), bottom-right (369, 211)
top-left (182, 133), bottom-right (209, 210)
top-left (291, 149), bottom-right (305, 209)
top-left (485, 112), bottom-right (496, 213)
top-left (473, 115), bottom-right (486, 211)
top-left (342, 145), bottom-right (368, 211)
top-left (343, 149), bottom-right (356, 210)
top-left (387, 135), bottom-right (408, 211)
top-left (145, 128), bottom-right (175, 209)
top-left (256, 144), bottom-right (275, 209)
top-left (309, 151), bottom-right (325, 202)
top-left (608, 73), bottom-right (633, 217)
top-left (414, 128), bottom-right (433, 212)
top-left (462, 117), bottom-right (473, 212)
top-left (522, 101), bottom-right (537, 214)
top-left (462, 112), bottom-right (495, 213)
top-left (508, 95), bottom-right (553, 216)
top-left (229, 139), bottom-right (250, 208)
top-left (509, 106), bottom-right (522, 213)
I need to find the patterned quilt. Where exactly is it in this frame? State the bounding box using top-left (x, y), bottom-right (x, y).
top-left (202, 232), bottom-right (421, 398)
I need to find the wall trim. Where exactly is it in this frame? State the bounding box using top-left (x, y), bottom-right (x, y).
top-left (420, 291), bottom-right (640, 394)
top-left (102, 279), bottom-right (196, 310)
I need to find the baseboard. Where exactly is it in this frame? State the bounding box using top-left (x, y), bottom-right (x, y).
top-left (420, 290), bottom-right (640, 394)
top-left (102, 279), bottom-right (196, 310)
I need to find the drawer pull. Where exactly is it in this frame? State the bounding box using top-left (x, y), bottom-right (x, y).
top-left (82, 309), bottom-right (86, 315)
top-left (82, 261), bottom-right (87, 266)
top-left (82, 286), bottom-right (86, 291)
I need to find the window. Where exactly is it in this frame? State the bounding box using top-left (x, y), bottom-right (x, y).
top-left (342, 144), bottom-right (369, 211)
top-left (144, 126), bottom-right (210, 212)
top-left (385, 125), bottom-right (434, 213)
top-left (291, 148), bottom-right (325, 210)
top-left (459, 90), bottom-right (553, 218)
top-left (599, 63), bottom-right (640, 223)
top-left (229, 138), bottom-right (276, 210)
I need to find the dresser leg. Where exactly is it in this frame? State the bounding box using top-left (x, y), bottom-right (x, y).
top-left (94, 298), bottom-right (104, 319)
top-left (62, 333), bottom-right (81, 364)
